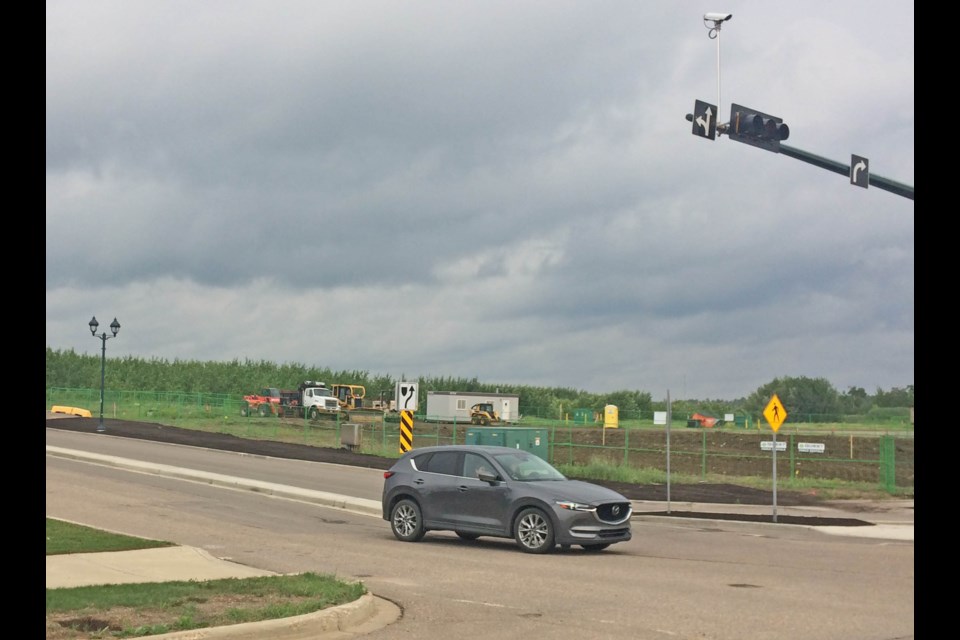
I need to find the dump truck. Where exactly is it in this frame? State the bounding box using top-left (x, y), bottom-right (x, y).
top-left (241, 382), bottom-right (342, 419)
top-left (285, 381), bottom-right (343, 420)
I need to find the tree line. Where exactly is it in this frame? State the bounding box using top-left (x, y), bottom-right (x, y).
top-left (45, 347), bottom-right (913, 422)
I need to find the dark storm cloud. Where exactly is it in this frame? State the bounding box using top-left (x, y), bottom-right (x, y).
top-left (46, 1), bottom-right (913, 398)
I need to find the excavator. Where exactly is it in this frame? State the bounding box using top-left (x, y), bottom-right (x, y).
top-left (469, 402), bottom-right (501, 426)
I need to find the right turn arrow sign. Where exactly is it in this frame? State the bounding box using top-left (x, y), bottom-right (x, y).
top-left (851, 154), bottom-right (869, 188)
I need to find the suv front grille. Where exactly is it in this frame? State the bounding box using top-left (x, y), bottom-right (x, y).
top-left (596, 502), bottom-right (632, 524)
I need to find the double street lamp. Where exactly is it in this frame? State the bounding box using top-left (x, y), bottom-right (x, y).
top-left (89, 316), bottom-right (120, 433)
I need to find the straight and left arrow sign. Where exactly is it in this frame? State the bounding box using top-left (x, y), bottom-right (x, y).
top-left (692, 100), bottom-right (717, 140)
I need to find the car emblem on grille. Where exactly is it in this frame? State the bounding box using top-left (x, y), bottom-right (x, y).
top-left (612, 505), bottom-right (620, 515)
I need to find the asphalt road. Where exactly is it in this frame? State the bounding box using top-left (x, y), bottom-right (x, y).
top-left (46, 426), bottom-right (914, 640)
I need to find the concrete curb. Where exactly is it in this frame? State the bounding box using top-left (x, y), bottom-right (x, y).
top-left (46, 445), bottom-right (383, 518)
top-left (141, 594), bottom-right (401, 640)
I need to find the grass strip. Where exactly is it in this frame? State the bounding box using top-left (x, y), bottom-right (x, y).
top-left (46, 519), bottom-right (366, 638)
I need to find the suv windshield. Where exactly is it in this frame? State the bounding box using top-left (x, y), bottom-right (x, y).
top-left (492, 452), bottom-right (566, 481)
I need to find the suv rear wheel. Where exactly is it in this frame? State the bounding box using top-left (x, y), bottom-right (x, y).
top-left (390, 499), bottom-right (426, 542)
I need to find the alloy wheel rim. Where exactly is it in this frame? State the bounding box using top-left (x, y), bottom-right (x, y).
top-left (518, 514), bottom-right (547, 548)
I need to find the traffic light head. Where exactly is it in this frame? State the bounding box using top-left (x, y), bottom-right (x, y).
top-left (728, 103), bottom-right (789, 151)
top-left (762, 117), bottom-right (789, 142)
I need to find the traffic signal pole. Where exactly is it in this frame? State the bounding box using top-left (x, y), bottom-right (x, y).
top-left (777, 144), bottom-right (914, 201)
top-left (689, 110), bottom-right (914, 201)
top-left (690, 14), bottom-right (913, 202)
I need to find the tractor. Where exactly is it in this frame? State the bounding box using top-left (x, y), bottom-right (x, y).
top-left (469, 402), bottom-right (501, 426)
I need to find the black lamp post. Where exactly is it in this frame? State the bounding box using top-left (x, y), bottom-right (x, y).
top-left (89, 316), bottom-right (120, 433)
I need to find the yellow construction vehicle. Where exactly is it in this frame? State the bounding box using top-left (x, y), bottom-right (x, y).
top-left (332, 384), bottom-right (367, 410)
top-left (470, 402), bottom-right (501, 426)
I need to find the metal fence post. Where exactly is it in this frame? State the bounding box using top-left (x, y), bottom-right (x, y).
top-left (701, 430), bottom-right (707, 478)
top-left (879, 435), bottom-right (896, 493)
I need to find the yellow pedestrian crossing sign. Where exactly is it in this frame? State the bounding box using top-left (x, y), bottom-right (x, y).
top-left (763, 394), bottom-right (787, 432)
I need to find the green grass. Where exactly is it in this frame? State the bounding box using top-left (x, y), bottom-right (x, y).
top-left (47, 520), bottom-right (176, 555)
top-left (49, 408), bottom-right (912, 502)
top-left (132, 414), bottom-right (915, 500)
top-left (46, 519), bottom-right (365, 638)
top-left (553, 457), bottom-right (912, 501)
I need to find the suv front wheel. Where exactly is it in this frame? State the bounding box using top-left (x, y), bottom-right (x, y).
top-left (514, 507), bottom-right (554, 554)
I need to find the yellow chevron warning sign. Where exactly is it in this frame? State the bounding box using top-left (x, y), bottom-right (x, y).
top-left (399, 410), bottom-right (414, 453)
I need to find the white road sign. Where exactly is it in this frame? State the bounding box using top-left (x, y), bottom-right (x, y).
top-left (396, 382), bottom-right (418, 412)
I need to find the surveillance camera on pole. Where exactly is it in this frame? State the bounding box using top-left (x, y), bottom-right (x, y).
top-left (704, 12), bottom-right (732, 25)
top-left (702, 13), bottom-right (732, 125)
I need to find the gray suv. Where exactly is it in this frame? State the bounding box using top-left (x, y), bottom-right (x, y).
top-left (381, 444), bottom-right (632, 553)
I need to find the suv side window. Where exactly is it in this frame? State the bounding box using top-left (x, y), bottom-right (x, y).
top-left (410, 452), bottom-right (433, 471)
top-left (418, 451), bottom-right (459, 476)
top-left (463, 452), bottom-right (493, 479)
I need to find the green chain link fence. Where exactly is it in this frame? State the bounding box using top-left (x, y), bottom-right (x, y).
top-left (47, 387), bottom-right (912, 494)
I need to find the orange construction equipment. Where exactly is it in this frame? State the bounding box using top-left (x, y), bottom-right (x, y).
top-left (690, 412), bottom-right (719, 428)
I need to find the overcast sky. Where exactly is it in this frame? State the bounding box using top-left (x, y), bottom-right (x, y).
top-left (46, 1), bottom-right (914, 400)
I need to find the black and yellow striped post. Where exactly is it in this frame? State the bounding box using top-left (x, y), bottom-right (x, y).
top-left (399, 410), bottom-right (414, 453)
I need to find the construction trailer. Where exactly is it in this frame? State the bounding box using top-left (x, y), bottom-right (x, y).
top-left (425, 391), bottom-right (520, 423)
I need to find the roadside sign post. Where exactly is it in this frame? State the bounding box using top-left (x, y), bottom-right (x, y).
top-left (399, 410), bottom-right (413, 454)
top-left (762, 394), bottom-right (788, 522)
top-left (666, 393), bottom-right (672, 513)
top-left (655, 396), bottom-right (672, 513)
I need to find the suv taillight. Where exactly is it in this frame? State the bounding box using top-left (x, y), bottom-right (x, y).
top-left (383, 471), bottom-right (395, 479)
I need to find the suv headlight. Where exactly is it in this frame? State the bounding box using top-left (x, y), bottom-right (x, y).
top-left (555, 500), bottom-right (595, 512)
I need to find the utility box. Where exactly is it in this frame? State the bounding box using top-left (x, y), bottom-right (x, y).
top-left (465, 427), bottom-right (549, 461)
top-left (466, 427), bottom-right (506, 447)
top-left (573, 408), bottom-right (593, 424)
top-left (341, 423), bottom-right (362, 449)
